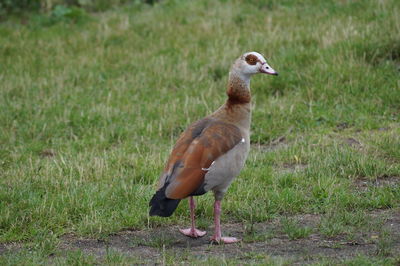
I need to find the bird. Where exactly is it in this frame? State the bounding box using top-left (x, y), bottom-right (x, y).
top-left (149, 51), bottom-right (278, 244)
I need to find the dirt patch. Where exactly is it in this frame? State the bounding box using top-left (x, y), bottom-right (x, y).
top-left (0, 245), bottom-right (6, 255)
top-left (254, 135), bottom-right (288, 152)
top-left (334, 122), bottom-right (352, 132)
top-left (280, 163), bottom-right (308, 173)
top-left (344, 137), bottom-right (362, 147)
top-left (1, 209), bottom-right (399, 263)
top-left (53, 209), bottom-right (400, 264)
top-left (354, 176), bottom-right (400, 191)
top-left (39, 149), bottom-right (57, 158)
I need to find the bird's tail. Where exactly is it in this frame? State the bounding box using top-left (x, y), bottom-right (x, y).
top-left (149, 186), bottom-right (181, 217)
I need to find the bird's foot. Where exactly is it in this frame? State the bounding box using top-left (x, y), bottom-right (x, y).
top-left (179, 228), bottom-right (206, 238)
top-left (210, 236), bottom-right (240, 244)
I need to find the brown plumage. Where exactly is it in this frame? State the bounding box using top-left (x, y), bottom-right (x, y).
top-left (164, 119), bottom-right (242, 199)
top-left (149, 51), bottom-right (278, 243)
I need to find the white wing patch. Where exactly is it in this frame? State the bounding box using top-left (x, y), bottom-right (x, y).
top-left (202, 161), bottom-right (215, 171)
top-left (241, 138), bottom-right (245, 143)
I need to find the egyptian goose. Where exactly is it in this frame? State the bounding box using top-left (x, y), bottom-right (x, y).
top-left (149, 52), bottom-right (278, 244)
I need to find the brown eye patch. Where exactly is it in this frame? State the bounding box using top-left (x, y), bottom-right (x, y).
top-left (245, 54), bottom-right (258, 65)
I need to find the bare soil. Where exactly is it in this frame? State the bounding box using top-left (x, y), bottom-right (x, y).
top-left (52, 208), bottom-right (400, 264)
top-left (0, 208), bottom-right (399, 264)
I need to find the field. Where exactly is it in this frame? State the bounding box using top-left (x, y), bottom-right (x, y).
top-left (0, 0), bottom-right (399, 264)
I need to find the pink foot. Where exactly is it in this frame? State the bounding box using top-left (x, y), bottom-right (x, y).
top-left (210, 236), bottom-right (240, 244)
top-left (179, 228), bottom-right (206, 238)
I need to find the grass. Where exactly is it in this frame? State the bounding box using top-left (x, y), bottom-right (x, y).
top-left (375, 229), bottom-right (394, 257)
top-left (0, 0), bottom-right (399, 264)
top-left (281, 217), bottom-right (312, 240)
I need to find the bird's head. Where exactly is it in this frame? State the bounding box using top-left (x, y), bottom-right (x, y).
top-left (232, 51), bottom-right (278, 77)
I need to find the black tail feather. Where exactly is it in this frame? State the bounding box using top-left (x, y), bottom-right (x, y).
top-left (149, 186), bottom-right (180, 217)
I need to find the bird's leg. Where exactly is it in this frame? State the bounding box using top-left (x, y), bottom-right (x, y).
top-left (179, 196), bottom-right (206, 238)
top-left (210, 200), bottom-right (239, 244)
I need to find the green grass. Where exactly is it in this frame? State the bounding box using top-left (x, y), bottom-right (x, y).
top-left (0, 0), bottom-right (399, 264)
top-left (281, 217), bottom-right (312, 240)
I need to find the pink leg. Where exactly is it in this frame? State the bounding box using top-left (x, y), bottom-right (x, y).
top-left (210, 200), bottom-right (239, 244)
top-left (179, 197), bottom-right (206, 238)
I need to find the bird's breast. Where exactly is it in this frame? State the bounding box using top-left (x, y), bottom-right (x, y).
top-left (202, 133), bottom-right (250, 194)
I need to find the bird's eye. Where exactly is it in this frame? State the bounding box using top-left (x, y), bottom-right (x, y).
top-left (266, 66), bottom-right (269, 69)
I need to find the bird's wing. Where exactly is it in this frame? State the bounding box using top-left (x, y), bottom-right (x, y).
top-left (158, 119), bottom-right (242, 200)
top-left (157, 118), bottom-right (213, 188)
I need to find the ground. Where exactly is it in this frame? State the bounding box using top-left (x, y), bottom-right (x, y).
top-left (60, 209), bottom-right (400, 264)
top-left (2, 208), bottom-right (399, 264)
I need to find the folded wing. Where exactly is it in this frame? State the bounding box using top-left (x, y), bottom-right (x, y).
top-left (162, 119), bottom-right (242, 199)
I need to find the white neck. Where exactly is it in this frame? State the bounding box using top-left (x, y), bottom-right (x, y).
top-left (229, 68), bottom-right (251, 89)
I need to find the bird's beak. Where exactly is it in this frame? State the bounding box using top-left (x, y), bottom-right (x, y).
top-left (260, 63), bottom-right (278, 76)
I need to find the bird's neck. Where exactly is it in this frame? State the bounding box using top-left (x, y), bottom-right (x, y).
top-left (210, 71), bottom-right (252, 130)
top-left (226, 71), bottom-right (251, 106)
